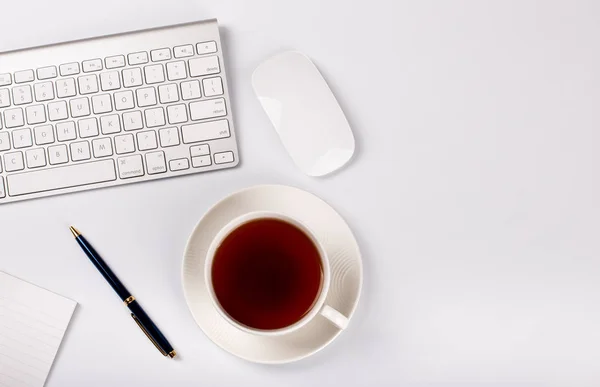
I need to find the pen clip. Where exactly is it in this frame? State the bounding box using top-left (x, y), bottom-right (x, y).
top-left (131, 313), bottom-right (168, 357)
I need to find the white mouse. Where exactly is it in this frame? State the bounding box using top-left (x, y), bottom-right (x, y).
top-left (252, 51), bottom-right (355, 176)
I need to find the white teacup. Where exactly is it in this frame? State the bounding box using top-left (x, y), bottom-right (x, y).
top-left (205, 211), bottom-right (349, 336)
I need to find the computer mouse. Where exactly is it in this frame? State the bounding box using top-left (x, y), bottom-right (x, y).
top-left (252, 51), bottom-right (355, 176)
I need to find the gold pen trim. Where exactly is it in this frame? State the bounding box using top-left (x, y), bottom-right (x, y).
top-left (168, 350), bottom-right (177, 358)
top-left (124, 296), bottom-right (136, 305)
top-left (69, 226), bottom-right (81, 238)
top-left (131, 314), bottom-right (168, 357)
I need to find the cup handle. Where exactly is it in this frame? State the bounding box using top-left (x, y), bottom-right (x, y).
top-left (320, 305), bottom-right (349, 330)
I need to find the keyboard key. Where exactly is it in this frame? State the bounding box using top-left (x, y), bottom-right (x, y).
top-left (48, 144), bottom-right (69, 164)
top-left (192, 155), bottom-right (211, 168)
top-left (92, 138), bottom-right (113, 158)
top-left (123, 68), bottom-right (143, 88)
top-left (26, 148), bottom-right (47, 168)
top-left (0, 178), bottom-right (5, 198)
top-left (70, 97), bottom-right (91, 118)
top-left (26, 104), bottom-right (46, 125)
top-left (34, 125), bottom-right (55, 145)
top-left (166, 104), bottom-right (187, 124)
top-left (12, 129), bottom-right (33, 149)
top-left (158, 84), bottom-right (179, 103)
top-left (189, 98), bottom-right (227, 121)
top-left (166, 61), bottom-right (187, 81)
top-left (78, 75), bottom-right (99, 95)
top-left (128, 52), bottom-right (149, 65)
top-left (158, 127), bottom-right (180, 148)
top-left (115, 134), bottom-right (135, 154)
top-left (151, 48), bottom-right (171, 62)
top-left (169, 158), bottom-right (189, 171)
top-left (78, 118), bottom-right (99, 138)
top-left (180, 80), bottom-right (201, 100)
top-left (7, 159), bottom-right (116, 196)
top-left (56, 78), bottom-right (77, 98)
top-left (203, 77), bottom-right (224, 97)
top-left (117, 154), bottom-right (144, 178)
top-left (189, 56), bottom-right (220, 77)
top-left (34, 82), bottom-right (55, 102)
top-left (0, 132), bottom-right (11, 151)
top-left (0, 88), bottom-right (10, 107)
top-left (114, 90), bottom-right (135, 110)
top-left (70, 141), bottom-right (91, 161)
top-left (56, 121), bottom-right (77, 141)
top-left (174, 45), bottom-right (194, 58)
top-left (214, 151), bottom-right (235, 164)
top-left (4, 108), bottom-right (25, 128)
top-left (100, 71), bottom-right (121, 91)
top-left (145, 151), bottom-right (167, 174)
top-left (92, 94), bottom-right (113, 114)
top-left (190, 144), bottom-right (210, 157)
top-left (144, 107), bottom-right (165, 128)
top-left (60, 62), bottom-right (80, 76)
top-left (100, 114), bottom-right (121, 134)
top-left (0, 73), bottom-right (11, 86)
top-left (105, 55), bottom-right (126, 69)
top-left (182, 119), bottom-right (230, 144)
top-left (196, 41), bottom-right (217, 55)
top-left (48, 101), bottom-right (69, 121)
top-left (137, 130), bottom-right (158, 151)
top-left (136, 87), bottom-right (157, 107)
top-left (13, 85), bottom-right (33, 105)
top-left (5, 151), bottom-right (25, 171)
top-left (123, 111), bottom-right (143, 131)
top-left (82, 59), bottom-right (103, 72)
top-left (14, 70), bottom-right (35, 84)
top-left (144, 64), bottom-right (165, 84)
top-left (37, 66), bottom-right (58, 80)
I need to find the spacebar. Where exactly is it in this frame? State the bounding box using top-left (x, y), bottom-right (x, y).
top-left (7, 160), bottom-right (117, 197)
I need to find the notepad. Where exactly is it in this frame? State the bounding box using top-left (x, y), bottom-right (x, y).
top-left (0, 271), bottom-right (76, 387)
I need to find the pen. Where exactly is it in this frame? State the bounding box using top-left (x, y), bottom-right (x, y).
top-left (69, 226), bottom-right (177, 358)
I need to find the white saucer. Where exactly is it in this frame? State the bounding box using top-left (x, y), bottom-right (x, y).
top-left (182, 185), bottom-right (363, 364)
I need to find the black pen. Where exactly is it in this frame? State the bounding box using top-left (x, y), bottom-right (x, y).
top-left (69, 226), bottom-right (177, 358)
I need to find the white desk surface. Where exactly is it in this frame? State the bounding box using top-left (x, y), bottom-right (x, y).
top-left (1, 1), bottom-right (599, 386)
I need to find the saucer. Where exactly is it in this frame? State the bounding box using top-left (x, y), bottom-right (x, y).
top-left (182, 185), bottom-right (363, 364)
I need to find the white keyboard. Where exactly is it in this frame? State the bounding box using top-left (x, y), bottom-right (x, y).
top-left (0, 19), bottom-right (239, 204)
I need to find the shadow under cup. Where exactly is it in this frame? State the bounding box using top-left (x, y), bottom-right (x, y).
top-left (209, 216), bottom-right (325, 332)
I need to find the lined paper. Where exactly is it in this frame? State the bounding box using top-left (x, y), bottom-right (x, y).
top-left (0, 272), bottom-right (76, 387)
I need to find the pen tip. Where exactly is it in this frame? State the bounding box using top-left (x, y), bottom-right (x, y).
top-left (168, 350), bottom-right (177, 359)
top-left (69, 226), bottom-right (81, 238)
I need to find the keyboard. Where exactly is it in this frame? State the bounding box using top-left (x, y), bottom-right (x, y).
top-left (0, 19), bottom-right (239, 204)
